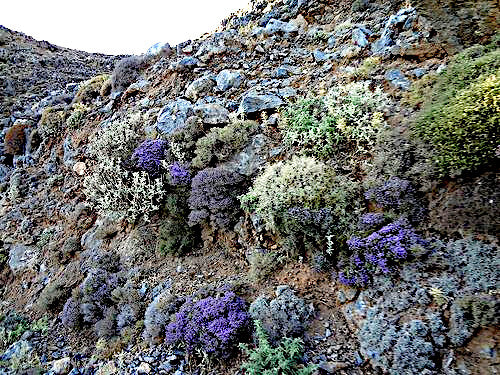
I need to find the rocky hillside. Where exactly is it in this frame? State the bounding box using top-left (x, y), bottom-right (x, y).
top-left (0, 0), bottom-right (498, 374)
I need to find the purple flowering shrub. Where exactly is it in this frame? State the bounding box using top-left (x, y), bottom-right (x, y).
top-left (337, 218), bottom-right (428, 286)
top-left (165, 292), bottom-right (251, 357)
top-left (188, 167), bottom-right (246, 230)
top-left (132, 139), bottom-right (167, 176)
top-left (365, 177), bottom-right (426, 223)
top-left (357, 212), bottom-right (388, 232)
top-left (169, 162), bottom-right (191, 185)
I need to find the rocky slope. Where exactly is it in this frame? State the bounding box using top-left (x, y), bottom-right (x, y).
top-left (0, 0), bottom-right (498, 374)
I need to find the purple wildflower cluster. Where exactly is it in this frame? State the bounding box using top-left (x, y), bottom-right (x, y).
top-left (133, 139), bottom-right (167, 176)
top-left (338, 218), bottom-right (428, 286)
top-left (165, 292), bottom-right (251, 357)
top-left (357, 212), bottom-right (388, 231)
top-left (188, 167), bottom-right (246, 230)
top-left (365, 177), bottom-right (426, 223)
top-left (169, 162), bottom-right (191, 185)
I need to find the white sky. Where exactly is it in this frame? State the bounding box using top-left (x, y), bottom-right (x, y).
top-left (1, 0), bottom-right (251, 55)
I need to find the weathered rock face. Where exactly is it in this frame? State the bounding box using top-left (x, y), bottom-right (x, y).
top-left (413, 0), bottom-right (499, 53)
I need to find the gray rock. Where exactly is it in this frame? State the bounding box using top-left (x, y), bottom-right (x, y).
top-left (226, 133), bottom-right (268, 176)
top-left (216, 70), bottom-right (245, 91)
top-left (194, 103), bottom-right (229, 125)
top-left (239, 93), bottom-right (284, 114)
top-left (63, 136), bottom-right (75, 168)
top-left (411, 68), bottom-right (427, 78)
top-left (51, 357), bottom-right (72, 374)
top-left (0, 340), bottom-right (33, 362)
top-left (352, 28), bottom-right (369, 47)
top-left (327, 35), bottom-right (337, 48)
top-left (264, 19), bottom-right (298, 35)
top-left (313, 49), bottom-right (330, 62)
top-left (273, 66), bottom-right (290, 78)
top-left (173, 56), bottom-right (199, 71)
top-left (185, 75), bottom-right (216, 101)
top-left (8, 244), bottom-right (38, 273)
top-left (156, 98), bottom-right (194, 135)
top-left (385, 69), bottom-right (411, 90)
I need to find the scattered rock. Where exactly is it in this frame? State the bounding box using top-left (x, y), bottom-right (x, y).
top-left (385, 69), bottom-right (411, 90)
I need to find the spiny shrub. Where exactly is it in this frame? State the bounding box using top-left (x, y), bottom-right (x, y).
top-left (240, 320), bottom-right (316, 375)
top-left (167, 116), bottom-right (204, 163)
top-left (241, 156), bottom-right (360, 236)
top-left (282, 81), bottom-right (389, 158)
top-left (413, 45), bottom-right (500, 175)
top-left (188, 167), bottom-right (246, 230)
top-left (87, 115), bottom-right (142, 160)
top-left (66, 103), bottom-right (88, 129)
top-left (132, 139), bottom-right (167, 176)
top-left (84, 158), bottom-right (166, 222)
top-left (111, 56), bottom-right (143, 92)
top-left (4, 122), bottom-right (27, 155)
top-left (38, 107), bottom-right (66, 138)
top-left (165, 291), bottom-right (251, 357)
top-left (192, 120), bottom-right (258, 169)
top-left (353, 56), bottom-right (381, 79)
top-left (337, 218), bottom-right (428, 287)
top-left (84, 115), bottom-right (166, 222)
top-left (73, 74), bottom-right (109, 103)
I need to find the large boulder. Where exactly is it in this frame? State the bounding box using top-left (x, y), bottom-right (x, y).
top-left (194, 103), bottom-right (229, 125)
top-left (185, 75), bottom-right (216, 101)
top-left (156, 98), bottom-right (194, 136)
top-left (216, 70), bottom-right (245, 91)
top-left (239, 93), bottom-right (284, 114)
top-left (8, 243), bottom-right (38, 273)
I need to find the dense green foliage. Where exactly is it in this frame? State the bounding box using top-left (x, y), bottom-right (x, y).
top-left (282, 81), bottom-right (388, 159)
top-left (240, 321), bottom-right (316, 375)
top-left (192, 120), bottom-right (258, 169)
top-left (414, 45), bottom-right (500, 175)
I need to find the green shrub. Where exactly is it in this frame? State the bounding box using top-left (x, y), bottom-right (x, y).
top-left (414, 71), bottom-right (499, 175)
top-left (156, 200), bottom-right (196, 255)
top-left (192, 120), bottom-right (258, 169)
top-left (282, 81), bottom-right (389, 158)
top-left (241, 156), bottom-right (361, 237)
top-left (66, 103), bottom-right (88, 128)
top-left (240, 320), bottom-right (317, 375)
top-left (353, 56), bottom-right (381, 79)
top-left (402, 72), bottom-right (438, 108)
top-left (38, 107), bottom-right (66, 138)
top-left (74, 74), bottom-right (109, 103)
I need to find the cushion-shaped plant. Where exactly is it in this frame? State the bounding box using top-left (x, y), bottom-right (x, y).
top-left (165, 291), bottom-right (251, 357)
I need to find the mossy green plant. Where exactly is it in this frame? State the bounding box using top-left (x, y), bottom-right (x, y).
top-left (39, 107), bottom-right (66, 138)
top-left (192, 120), bottom-right (258, 169)
top-left (415, 70), bottom-right (499, 175)
top-left (73, 74), bottom-right (109, 103)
